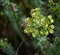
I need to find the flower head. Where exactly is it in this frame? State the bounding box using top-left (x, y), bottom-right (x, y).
top-left (24, 8), bottom-right (55, 37)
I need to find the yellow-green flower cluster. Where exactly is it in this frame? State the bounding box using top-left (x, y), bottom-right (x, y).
top-left (24, 8), bottom-right (55, 37)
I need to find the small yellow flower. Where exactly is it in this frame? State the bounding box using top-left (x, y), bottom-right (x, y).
top-left (50, 19), bottom-right (54, 23)
top-left (35, 8), bottom-right (40, 11)
top-left (30, 9), bottom-right (35, 14)
top-left (50, 25), bottom-right (55, 29)
top-left (48, 15), bottom-right (52, 19)
top-left (47, 15), bottom-right (54, 23)
top-left (31, 13), bottom-right (36, 17)
top-left (25, 17), bottom-right (32, 23)
top-left (32, 29), bottom-right (39, 37)
top-left (49, 29), bottom-right (54, 34)
top-left (24, 28), bottom-right (30, 33)
top-left (41, 21), bottom-right (48, 27)
top-left (40, 30), bottom-right (44, 35)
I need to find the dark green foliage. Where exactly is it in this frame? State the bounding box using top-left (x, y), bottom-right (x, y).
top-left (44, 37), bottom-right (60, 55)
top-left (0, 38), bottom-right (15, 55)
top-left (27, 0), bottom-right (44, 8)
top-left (1, 0), bottom-right (27, 41)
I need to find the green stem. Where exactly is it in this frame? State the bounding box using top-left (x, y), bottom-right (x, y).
top-left (12, 9), bottom-right (27, 41)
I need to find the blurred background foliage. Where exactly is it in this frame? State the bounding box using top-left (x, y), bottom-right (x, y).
top-left (0, 0), bottom-right (60, 55)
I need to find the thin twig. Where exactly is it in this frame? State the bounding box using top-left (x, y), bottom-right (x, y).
top-left (15, 41), bottom-right (24, 55)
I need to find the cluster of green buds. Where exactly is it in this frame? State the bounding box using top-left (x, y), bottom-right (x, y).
top-left (24, 8), bottom-right (55, 37)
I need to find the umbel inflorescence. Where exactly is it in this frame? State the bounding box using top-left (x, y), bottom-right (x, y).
top-left (24, 8), bottom-right (55, 37)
